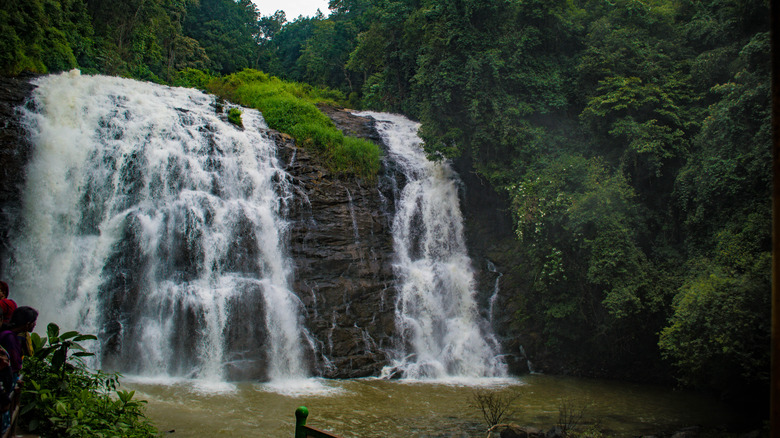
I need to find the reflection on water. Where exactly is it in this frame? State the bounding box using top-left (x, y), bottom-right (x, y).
top-left (128, 375), bottom-right (737, 437)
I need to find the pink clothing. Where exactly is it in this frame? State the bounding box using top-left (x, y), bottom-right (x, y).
top-left (0, 301), bottom-right (15, 326)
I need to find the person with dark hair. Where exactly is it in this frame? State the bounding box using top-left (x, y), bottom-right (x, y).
top-left (0, 306), bottom-right (37, 377)
top-left (0, 306), bottom-right (35, 434)
top-left (0, 282), bottom-right (16, 326)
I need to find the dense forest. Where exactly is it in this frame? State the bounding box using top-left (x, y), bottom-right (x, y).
top-left (0, 0), bottom-right (771, 408)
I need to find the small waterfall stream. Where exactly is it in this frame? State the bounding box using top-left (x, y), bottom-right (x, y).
top-left (9, 71), bottom-right (307, 383)
top-left (486, 260), bottom-right (502, 327)
top-left (357, 111), bottom-right (506, 379)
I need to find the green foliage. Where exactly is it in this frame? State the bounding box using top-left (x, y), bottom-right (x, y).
top-left (674, 32), bottom-right (771, 243)
top-left (259, 15), bottom-right (320, 82)
top-left (659, 258), bottom-right (770, 391)
top-left (183, 0), bottom-right (261, 74)
top-left (227, 107), bottom-right (243, 127)
top-left (409, 0), bottom-right (582, 188)
top-left (336, 136), bottom-right (381, 177)
top-left (0, 0), bottom-right (88, 75)
top-left (580, 75), bottom-right (691, 174)
top-left (0, 0), bottom-right (217, 80)
top-left (20, 323), bottom-right (158, 437)
top-left (297, 18), bottom-right (358, 91)
top-left (207, 69), bottom-right (380, 179)
top-left (658, 25), bottom-right (771, 396)
top-left (171, 67), bottom-right (216, 89)
top-left (506, 153), bottom-right (664, 362)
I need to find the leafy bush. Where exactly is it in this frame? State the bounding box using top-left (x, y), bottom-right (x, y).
top-left (228, 107), bottom-right (243, 127)
top-left (658, 257), bottom-right (770, 392)
top-left (172, 68), bottom-right (216, 89)
top-left (20, 323), bottom-right (158, 437)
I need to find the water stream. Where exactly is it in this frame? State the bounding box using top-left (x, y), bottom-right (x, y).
top-left (357, 112), bottom-right (506, 380)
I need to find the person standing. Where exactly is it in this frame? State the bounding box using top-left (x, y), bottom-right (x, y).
top-left (0, 306), bottom-right (37, 379)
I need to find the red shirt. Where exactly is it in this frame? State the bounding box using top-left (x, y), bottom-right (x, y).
top-left (0, 300), bottom-right (17, 325)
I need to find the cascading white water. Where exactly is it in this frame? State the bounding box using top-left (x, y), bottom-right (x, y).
top-left (357, 111), bottom-right (507, 380)
top-left (9, 70), bottom-right (307, 383)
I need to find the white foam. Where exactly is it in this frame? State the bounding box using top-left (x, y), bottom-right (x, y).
top-left (259, 378), bottom-right (347, 397)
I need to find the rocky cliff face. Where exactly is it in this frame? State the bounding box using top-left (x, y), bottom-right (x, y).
top-left (0, 75), bottom-right (36, 277)
top-left (452, 154), bottom-right (530, 375)
top-left (273, 108), bottom-right (400, 377)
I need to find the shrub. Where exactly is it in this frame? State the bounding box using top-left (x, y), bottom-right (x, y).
top-left (228, 107), bottom-right (243, 127)
top-left (172, 68), bottom-right (215, 89)
top-left (19, 323), bottom-right (158, 437)
top-left (471, 388), bottom-right (521, 428)
top-left (658, 258), bottom-right (770, 393)
top-left (557, 397), bottom-right (590, 436)
top-left (254, 95), bottom-right (332, 133)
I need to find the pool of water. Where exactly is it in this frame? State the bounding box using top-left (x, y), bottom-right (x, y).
top-left (125, 374), bottom-right (738, 437)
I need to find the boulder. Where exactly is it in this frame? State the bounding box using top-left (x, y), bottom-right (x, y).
top-left (497, 424), bottom-right (543, 438)
top-left (670, 426), bottom-right (701, 438)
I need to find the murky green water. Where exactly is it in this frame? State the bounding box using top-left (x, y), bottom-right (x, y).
top-left (127, 375), bottom-right (737, 437)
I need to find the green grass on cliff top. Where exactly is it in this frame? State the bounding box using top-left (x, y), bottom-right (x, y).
top-left (175, 68), bottom-right (381, 181)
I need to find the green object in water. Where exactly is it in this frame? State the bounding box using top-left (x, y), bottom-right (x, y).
top-left (294, 406), bottom-right (341, 438)
top-left (228, 107), bottom-right (243, 127)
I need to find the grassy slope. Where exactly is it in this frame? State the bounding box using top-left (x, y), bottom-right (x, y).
top-left (176, 68), bottom-right (381, 181)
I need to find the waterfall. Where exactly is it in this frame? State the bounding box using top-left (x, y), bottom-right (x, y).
top-left (8, 70), bottom-right (307, 382)
top-left (357, 111), bottom-right (506, 380)
top-left (486, 260), bottom-right (502, 327)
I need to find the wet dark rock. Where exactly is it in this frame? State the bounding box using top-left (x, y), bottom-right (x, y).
top-left (270, 111), bottom-right (399, 378)
top-left (670, 426), bottom-right (701, 438)
top-left (223, 281), bottom-right (270, 380)
top-left (499, 425), bottom-right (543, 438)
top-left (381, 366), bottom-right (404, 380)
top-left (316, 104), bottom-right (383, 145)
top-left (98, 213), bottom-right (149, 371)
top-left (0, 74), bottom-right (37, 276)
